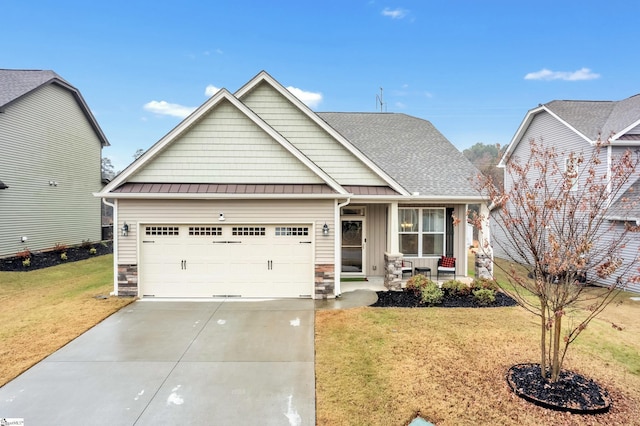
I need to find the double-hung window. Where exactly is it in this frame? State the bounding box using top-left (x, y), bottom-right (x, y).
top-left (399, 208), bottom-right (445, 257)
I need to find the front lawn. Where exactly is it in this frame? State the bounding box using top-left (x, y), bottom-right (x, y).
top-left (315, 262), bottom-right (640, 425)
top-left (0, 255), bottom-right (134, 386)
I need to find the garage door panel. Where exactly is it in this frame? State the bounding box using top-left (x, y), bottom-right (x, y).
top-left (140, 224), bottom-right (313, 298)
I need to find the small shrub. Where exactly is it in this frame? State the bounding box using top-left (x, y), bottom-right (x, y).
top-left (16, 248), bottom-right (31, 259)
top-left (60, 252), bottom-right (68, 261)
top-left (53, 242), bottom-right (68, 253)
top-left (471, 278), bottom-right (499, 291)
top-left (89, 247), bottom-right (97, 255)
top-left (81, 239), bottom-right (92, 249)
top-left (420, 282), bottom-right (444, 305)
top-left (473, 289), bottom-right (496, 305)
top-left (405, 274), bottom-right (431, 296)
top-left (441, 279), bottom-right (471, 296)
top-left (22, 258), bottom-right (31, 267)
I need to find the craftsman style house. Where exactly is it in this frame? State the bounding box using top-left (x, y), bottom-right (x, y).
top-left (97, 71), bottom-right (485, 299)
top-left (0, 69), bottom-right (109, 258)
top-left (497, 94), bottom-right (640, 294)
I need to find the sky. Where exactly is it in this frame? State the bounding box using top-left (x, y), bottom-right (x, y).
top-left (4, 0), bottom-right (640, 172)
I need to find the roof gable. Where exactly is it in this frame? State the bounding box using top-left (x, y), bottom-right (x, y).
top-left (101, 88), bottom-right (346, 195)
top-left (235, 71), bottom-right (409, 195)
top-left (0, 69), bottom-right (109, 147)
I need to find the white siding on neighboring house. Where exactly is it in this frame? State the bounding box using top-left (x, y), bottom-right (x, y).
top-left (116, 198), bottom-right (335, 265)
top-left (0, 84), bottom-right (103, 257)
top-left (129, 99), bottom-right (324, 184)
top-left (240, 82), bottom-right (388, 186)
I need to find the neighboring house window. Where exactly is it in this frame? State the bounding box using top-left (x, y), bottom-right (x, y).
top-left (399, 208), bottom-right (445, 257)
top-left (565, 157), bottom-right (578, 191)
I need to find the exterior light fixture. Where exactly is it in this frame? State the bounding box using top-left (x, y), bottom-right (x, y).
top-left (122, 222), bottom-right (129, 237)
top-left (322, 223), bottom-right (329, 235)
top-left (219, 213), bottom-right (225, 222)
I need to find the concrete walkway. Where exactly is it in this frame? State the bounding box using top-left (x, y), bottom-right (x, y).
top-left (0, 299), bottom-right (315, 425)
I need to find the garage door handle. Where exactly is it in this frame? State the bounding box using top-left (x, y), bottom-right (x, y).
top-left (300, 241), bottom-right (312, 244)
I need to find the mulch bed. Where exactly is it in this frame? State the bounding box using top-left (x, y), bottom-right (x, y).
top-left (506, 363), bottom-right (611, 414)
top-left (0, 241), bottom-right (113, 271)
top-left (370, 289), bottom-right (518, 308)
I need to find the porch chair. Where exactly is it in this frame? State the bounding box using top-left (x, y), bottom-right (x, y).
top-left (437, 256), bottom-right (456, 280)
top-left (401, 259), bottom-right (413, 278)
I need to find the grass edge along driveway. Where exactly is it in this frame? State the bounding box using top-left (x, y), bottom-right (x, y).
top-left (0, 254), bottom-right (134, 386)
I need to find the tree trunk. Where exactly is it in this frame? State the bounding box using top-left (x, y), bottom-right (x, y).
top-left (540, 300), bottom-right (547, 379)
top-left (551, 311), bottom-right (562, 382)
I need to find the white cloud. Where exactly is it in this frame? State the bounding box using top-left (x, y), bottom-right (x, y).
top-left (286, 86), bottom-right (323, 109)
top-left (524, 67), bottom-right (600, 81)
top-left (205, 85), bottom-right (221, 97)
top-left (382, 7), bottom-right (408, 19)
top-left (143, 101), bottom-right (196, 118)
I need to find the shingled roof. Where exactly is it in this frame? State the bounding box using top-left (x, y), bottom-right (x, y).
top-left (318, 112), bottom-right (480, 197)
top-left (544, 93), bottom-right (640, 140)
top-left (0, 69), bottom-right (109, 146)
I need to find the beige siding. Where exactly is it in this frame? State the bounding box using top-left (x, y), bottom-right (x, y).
top-left (365, 204), bottom-right (387, 276)
top-left (241, 83), bottom-right (387, 186)
top-left (116, 199), bottom-right (335, 265)
top-left (0, 84), bottom-right (103, 257)
top-left (130, 99), bottom-right (323, 184)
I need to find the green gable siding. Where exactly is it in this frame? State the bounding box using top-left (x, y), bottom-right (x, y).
top-left (129, 99), bottom-right (323, 184)
top-left (240, 82), bottom-right (387, 186)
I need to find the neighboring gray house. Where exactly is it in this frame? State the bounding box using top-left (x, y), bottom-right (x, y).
top-left (497, 94), bottom-right (640, 294)
top-left (97, 71), bottom-right (485, 299)
top-left (0, 69), bottom-right (109, 257)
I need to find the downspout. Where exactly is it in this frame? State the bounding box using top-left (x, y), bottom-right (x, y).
top-left (102, 197), bottom-right (118, 296)
top-left (607, 144), bottom-right (613, 205)
top-left (334, 197), bottom-right (351, 297)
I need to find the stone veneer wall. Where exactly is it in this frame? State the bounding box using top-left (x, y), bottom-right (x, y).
top-left (384, 252), bottom-right (403, 290)
top-left (315, 264), bottom-right (335, 299)
top-left (118, 264), bottom-right (138, 296)
top-left (474, 248), bottom-right (493, 280)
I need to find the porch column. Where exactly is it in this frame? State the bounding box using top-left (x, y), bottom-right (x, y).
top-left (478, 202), bottom-right (491, 249)
top-left (388, 201), bottom-right (399, 253)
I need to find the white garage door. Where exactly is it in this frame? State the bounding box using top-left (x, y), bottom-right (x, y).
top-left (140, 224), bottom-right (313, 298)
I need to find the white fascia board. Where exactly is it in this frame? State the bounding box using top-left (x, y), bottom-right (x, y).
top-left (93, 192), bottom-right (342, 200)
top-left (610, 117), bottom-right (640, 143)
top-left (234, 71), bottom-right (410, 196)
top-left (499, 105), bottom-right (593, 167)
top-left (349, 195), bottom-right (485, 203)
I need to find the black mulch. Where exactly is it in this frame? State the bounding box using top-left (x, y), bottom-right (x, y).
top-left (370, 289), bottom-right (518, 308)
top-left (506, 363), bottom-right (611, 414)
top-left (0, 241), bottom-right (113, 271)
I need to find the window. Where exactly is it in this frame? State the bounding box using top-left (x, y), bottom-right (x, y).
top-left (565, 157), bottom-right (578, 191)
top-left (275, 227), bottom-right (309, 236)
top-left (189, 226), bottom-right (222, 236)
top-left (232, 227), bottom-right (266, 236)
top-left (399, 208), bottom-right (445, 257)
top-left (145, 226), bottom-right (180, 236)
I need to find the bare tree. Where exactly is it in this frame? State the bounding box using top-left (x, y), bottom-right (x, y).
top-left (472, 137), bottom-right (640, 382)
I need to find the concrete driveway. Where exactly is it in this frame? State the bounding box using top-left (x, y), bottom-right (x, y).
top-left (0, 299), bottom-right (315, 425)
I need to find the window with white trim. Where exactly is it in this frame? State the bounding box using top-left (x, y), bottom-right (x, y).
top-left (565, 157), bottom-right (578, 191)
top-left (232, 227), bottom-right (266, 236)
top-left (399, 208), bottom-right (445, 257)
top-left (275, 227), bottom-right (309, 236)
top-left (145, 226), bottom-right (180, 236)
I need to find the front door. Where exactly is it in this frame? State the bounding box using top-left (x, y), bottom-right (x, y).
top-left (341, 219), bottom-right (364, 273)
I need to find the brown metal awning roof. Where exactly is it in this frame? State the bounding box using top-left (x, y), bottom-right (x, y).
top-left (344, 185), bottom-right (400, 196)
top-left (112, 183), bottom-right (338, 194)
top-left (618, 134), bottom-right (640, 141)
top-left (110, 183), bottom-right (400, 196)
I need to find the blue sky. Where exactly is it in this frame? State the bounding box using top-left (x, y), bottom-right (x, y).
top-left (4, 0), bottom-right (640, 172)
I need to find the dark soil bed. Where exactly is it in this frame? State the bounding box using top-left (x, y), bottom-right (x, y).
top-left (506, 363), bottom-right (611, 414)
top-left (370, 289), bottom-right (518, 308)
top-left (0, 241), bottom-right (113, 271)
